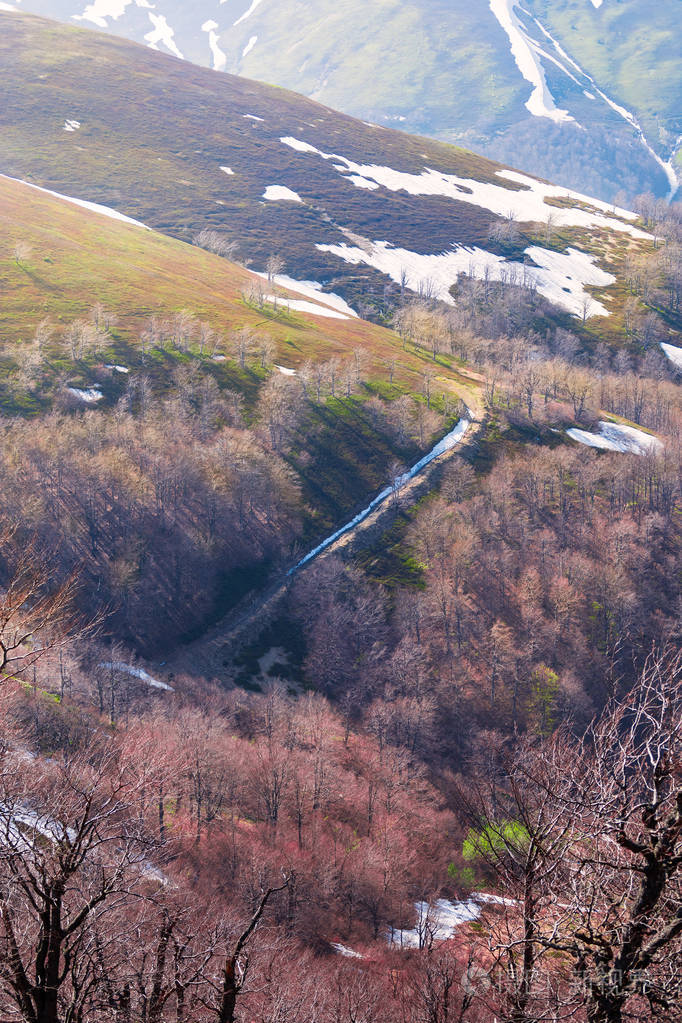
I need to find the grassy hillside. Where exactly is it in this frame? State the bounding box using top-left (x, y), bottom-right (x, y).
top-left (0, 174), bottom-right (481, 402)
top-left (1, 8), bottom-right (660, 334)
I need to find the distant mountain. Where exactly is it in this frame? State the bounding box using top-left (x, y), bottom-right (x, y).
top-left (0, 10), bottom-right (661, 335)
top-left (1, 0), bottom-right (680, 204)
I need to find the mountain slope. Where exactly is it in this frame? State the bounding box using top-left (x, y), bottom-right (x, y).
top-left (0, 11), bottom-right (659, 339)
top-left (2, 0), bottom-right (680, 203)
top-left (1, 168), bottom-right (485, 649)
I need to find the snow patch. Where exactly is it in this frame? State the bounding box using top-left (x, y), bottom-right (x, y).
top-left (475, 892), bottom-right (518, 907)
top-left (220, 166), bottom-right (235, 176)
top-left (63, 119), bottom-right (81, 132)
top-left (105, 364), bottom-right (129, 373)
top-left (234, 0), bottom-right (263, 26)
top-left (202, 19), bottom-right (227, 70)
top-left (660, 342), bottom-right (682, 369)
top-left (145, 13), bottom-right (183, 59)
top-left (332, 943), bottom-right (364, 959)
top-left (348, 174), bottom-right (380, 190)
top-left (243, 113), bottom-right (265, 122)
top-left (74, 0), bottom-right (151, 29)
top-left (99, 662), bottom-right (174, 692)
top-left (1, 173), bottom-right (149, 229)
top-left (275, 364), bottom-right (297, 376)
top-left (489, 0), bottom-right (573, 123)
top-left (0, 805), bottom-right (77, 853)
top-left (527, 11), bottom-right (679, 201)
top-left (242, 35), bottom-right (258, 58)
top-left (263, 295), bottom-right (348, 319)
top-left (567, 421), bottom-right (662, 455)
top-left (254, 271), bottom-right (358, 317)
top-left (317, 238), bottom-right (613, 318)
top-left (388, 898), bottom-right (481, 948)
top-left (263, 185), bottom-right (302, 203)
top-left (67, 387), bottom-right (103, 404)
top-left (280, 136), bottom-right (319, 153)
top-left (279, 136), bottom-right (649, 239)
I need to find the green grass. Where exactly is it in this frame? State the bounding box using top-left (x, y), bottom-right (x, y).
top-left (528, 0), bottom-right (681, 149)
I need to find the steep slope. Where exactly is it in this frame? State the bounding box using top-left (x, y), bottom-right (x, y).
top-left (2, 0), bottom-right (680, 203)
top-left (0, 11), bottom-right (658, 337)
top-left (1, 169), bottom-right (484, 650)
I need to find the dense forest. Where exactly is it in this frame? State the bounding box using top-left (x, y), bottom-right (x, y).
top-left (1, 168), bottom-right (681, 1023)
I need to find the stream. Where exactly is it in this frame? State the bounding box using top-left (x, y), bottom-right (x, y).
top-left (289, 416), bottom-right (471, 575)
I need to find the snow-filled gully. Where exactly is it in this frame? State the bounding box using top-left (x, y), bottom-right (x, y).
top-left (493, 1), bottom-right (680, 201)
top-left (289, 417), bottom-right (472, 575)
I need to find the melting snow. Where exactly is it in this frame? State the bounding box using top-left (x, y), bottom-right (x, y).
top-left (388, 898), bottom-right (482, 948)
top-left (105, 364), bottom-right (130, 373)
top-left (242, 35), bottom-right (258, 58)
top-left (1, 173), bottom-right (149, 228)
top-left (263, 295), bottom-right (349, 319)
top-left (99, 662), bottom-right (174, 692)
top-left (144, 13), bottom-right (183, 59)
top-left (74, 0), bottom-right (152, 29)
top-left (234, 0), bottom-right (264, 26)
top-left (63, 119), bottom-right (81, 132)
top-left (567, 421), bottom-right (662, 454)
top-left (275, 364), bottom-right (297, 376)
top-left (387, 892), bottom-right (517, 949)
top-left (254, 271), bottom-right (358, 317)
top-left (0, 805), bottom-right (77, 853)
top-left (280, 136), bottom-right (319, 153)
top-left (202, 19), bottom-right (227, 70)
top-left (279, 136), bottom-right (649, 240)
top-left (489, 0), bottom-right (573, 123)
top-left (475, 892), bottom-right (518, 907)
top-left (290, 418), bottom-right (471, 574)
top-left (317, 238), bottom-right (613, 318)
top-left (660, 342), bottom-right (682, 369)
top-left (332, 944), bottom-right (364, 959)
top-left (67, 387), bottom-right (103, 403)
top-left (263, 185), bottom-right (302, 202)
top-left (348, 174), bottom-right (380, 190)
top-left (527, 10), bottom-right (679, 201)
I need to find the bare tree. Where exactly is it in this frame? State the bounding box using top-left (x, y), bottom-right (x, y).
top-left (0, 741), bottom-right (162, 1023)
top-left (12, 242), bottom-right (32, 267)
top-left (265, 254), bottom-right (285, 285)
top-left (0, 535), bottom-right (78, 683)
top-left (210, 881), bottom-right (289, 1023)
top-left (461, 652), bottom-right (682, 1023)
